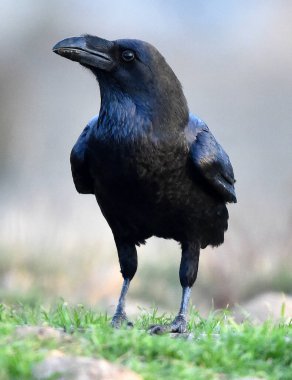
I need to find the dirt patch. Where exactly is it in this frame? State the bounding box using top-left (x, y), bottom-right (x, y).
top-left (233, 292), bottom-right (292, 323)
top-left (33, 350), bottom-right (142, 380)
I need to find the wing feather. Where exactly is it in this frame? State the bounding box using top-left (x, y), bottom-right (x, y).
top-left (187, 114), bottom-right (237, 203)
top-left (70, 115), bottom-right (98, 194)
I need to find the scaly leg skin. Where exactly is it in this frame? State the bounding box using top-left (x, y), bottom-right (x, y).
top-left (148, 287), bottom-right (191, 334)
top-left (149, 241), bottom-right (200, 335)
top-left (111, 278), bottom-right (133, 328)
top-left (111, 241), bottom-right (137, 328)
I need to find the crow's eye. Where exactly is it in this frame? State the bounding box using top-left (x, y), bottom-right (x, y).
top-left (122, 50), bottom-right (135, 62)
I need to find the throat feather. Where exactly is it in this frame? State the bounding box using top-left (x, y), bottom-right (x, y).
top-left (98, 97), bottom-right (152, 141)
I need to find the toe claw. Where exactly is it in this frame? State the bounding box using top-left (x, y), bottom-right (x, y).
top-left (111, 312), bottom-right (133, 329)
top-left (170, 315), bottom-right (187, 333)
top-left (147, 315), bottom-right (188, 335)
top-left (148, 324), bottom-right (167, 335)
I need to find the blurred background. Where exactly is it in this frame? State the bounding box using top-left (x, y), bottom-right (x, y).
top-left (0, 0), bottom-right (291, 317)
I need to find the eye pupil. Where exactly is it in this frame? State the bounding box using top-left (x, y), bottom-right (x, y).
top-left (122, 50), bottom-right (135, 62)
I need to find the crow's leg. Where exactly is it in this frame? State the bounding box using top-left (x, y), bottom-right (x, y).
top-left (170, 240), bottom-right (200, 332)
top-left (149, 241), bottom-right (200, 334)
top-left (111, 278), bottom-right (132, 328)
top-left (111, 241), bottom-right (137, 328)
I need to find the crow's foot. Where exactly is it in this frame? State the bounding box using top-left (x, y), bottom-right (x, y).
top-left (148, 314), bottom-right (187, 335)
top-left (148, 324), bottom-right (169, 335)
top-left (111, 312), bottom-right (133, 329)
top-left (170, 314), bottom-right (187, 333)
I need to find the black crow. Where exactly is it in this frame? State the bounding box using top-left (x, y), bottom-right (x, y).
top-left (53, 35), bottom-right (236, 333)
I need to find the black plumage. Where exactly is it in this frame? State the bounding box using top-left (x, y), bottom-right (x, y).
top-left (53, 35), bottom-right (236, 333)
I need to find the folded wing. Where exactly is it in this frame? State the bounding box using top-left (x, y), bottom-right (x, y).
top-left (70, 115), bottom-right (98, 194)
top-left (188, 115), bottom-right (237, 203)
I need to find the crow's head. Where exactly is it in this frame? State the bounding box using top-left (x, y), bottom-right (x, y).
top-left (53, 34), bottom-right (188, 127)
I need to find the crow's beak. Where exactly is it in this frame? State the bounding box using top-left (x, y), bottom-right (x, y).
top-left (52, 36), bottom-right (114, 71)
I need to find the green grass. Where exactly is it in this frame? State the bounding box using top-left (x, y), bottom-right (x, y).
top-left (0, 302), bottom-right (291, 380)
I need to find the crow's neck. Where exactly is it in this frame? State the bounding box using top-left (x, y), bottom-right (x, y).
top-left (98, 89), bottom-right (151, 140)
top-left (97, 85), bottom-right (189, 141)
